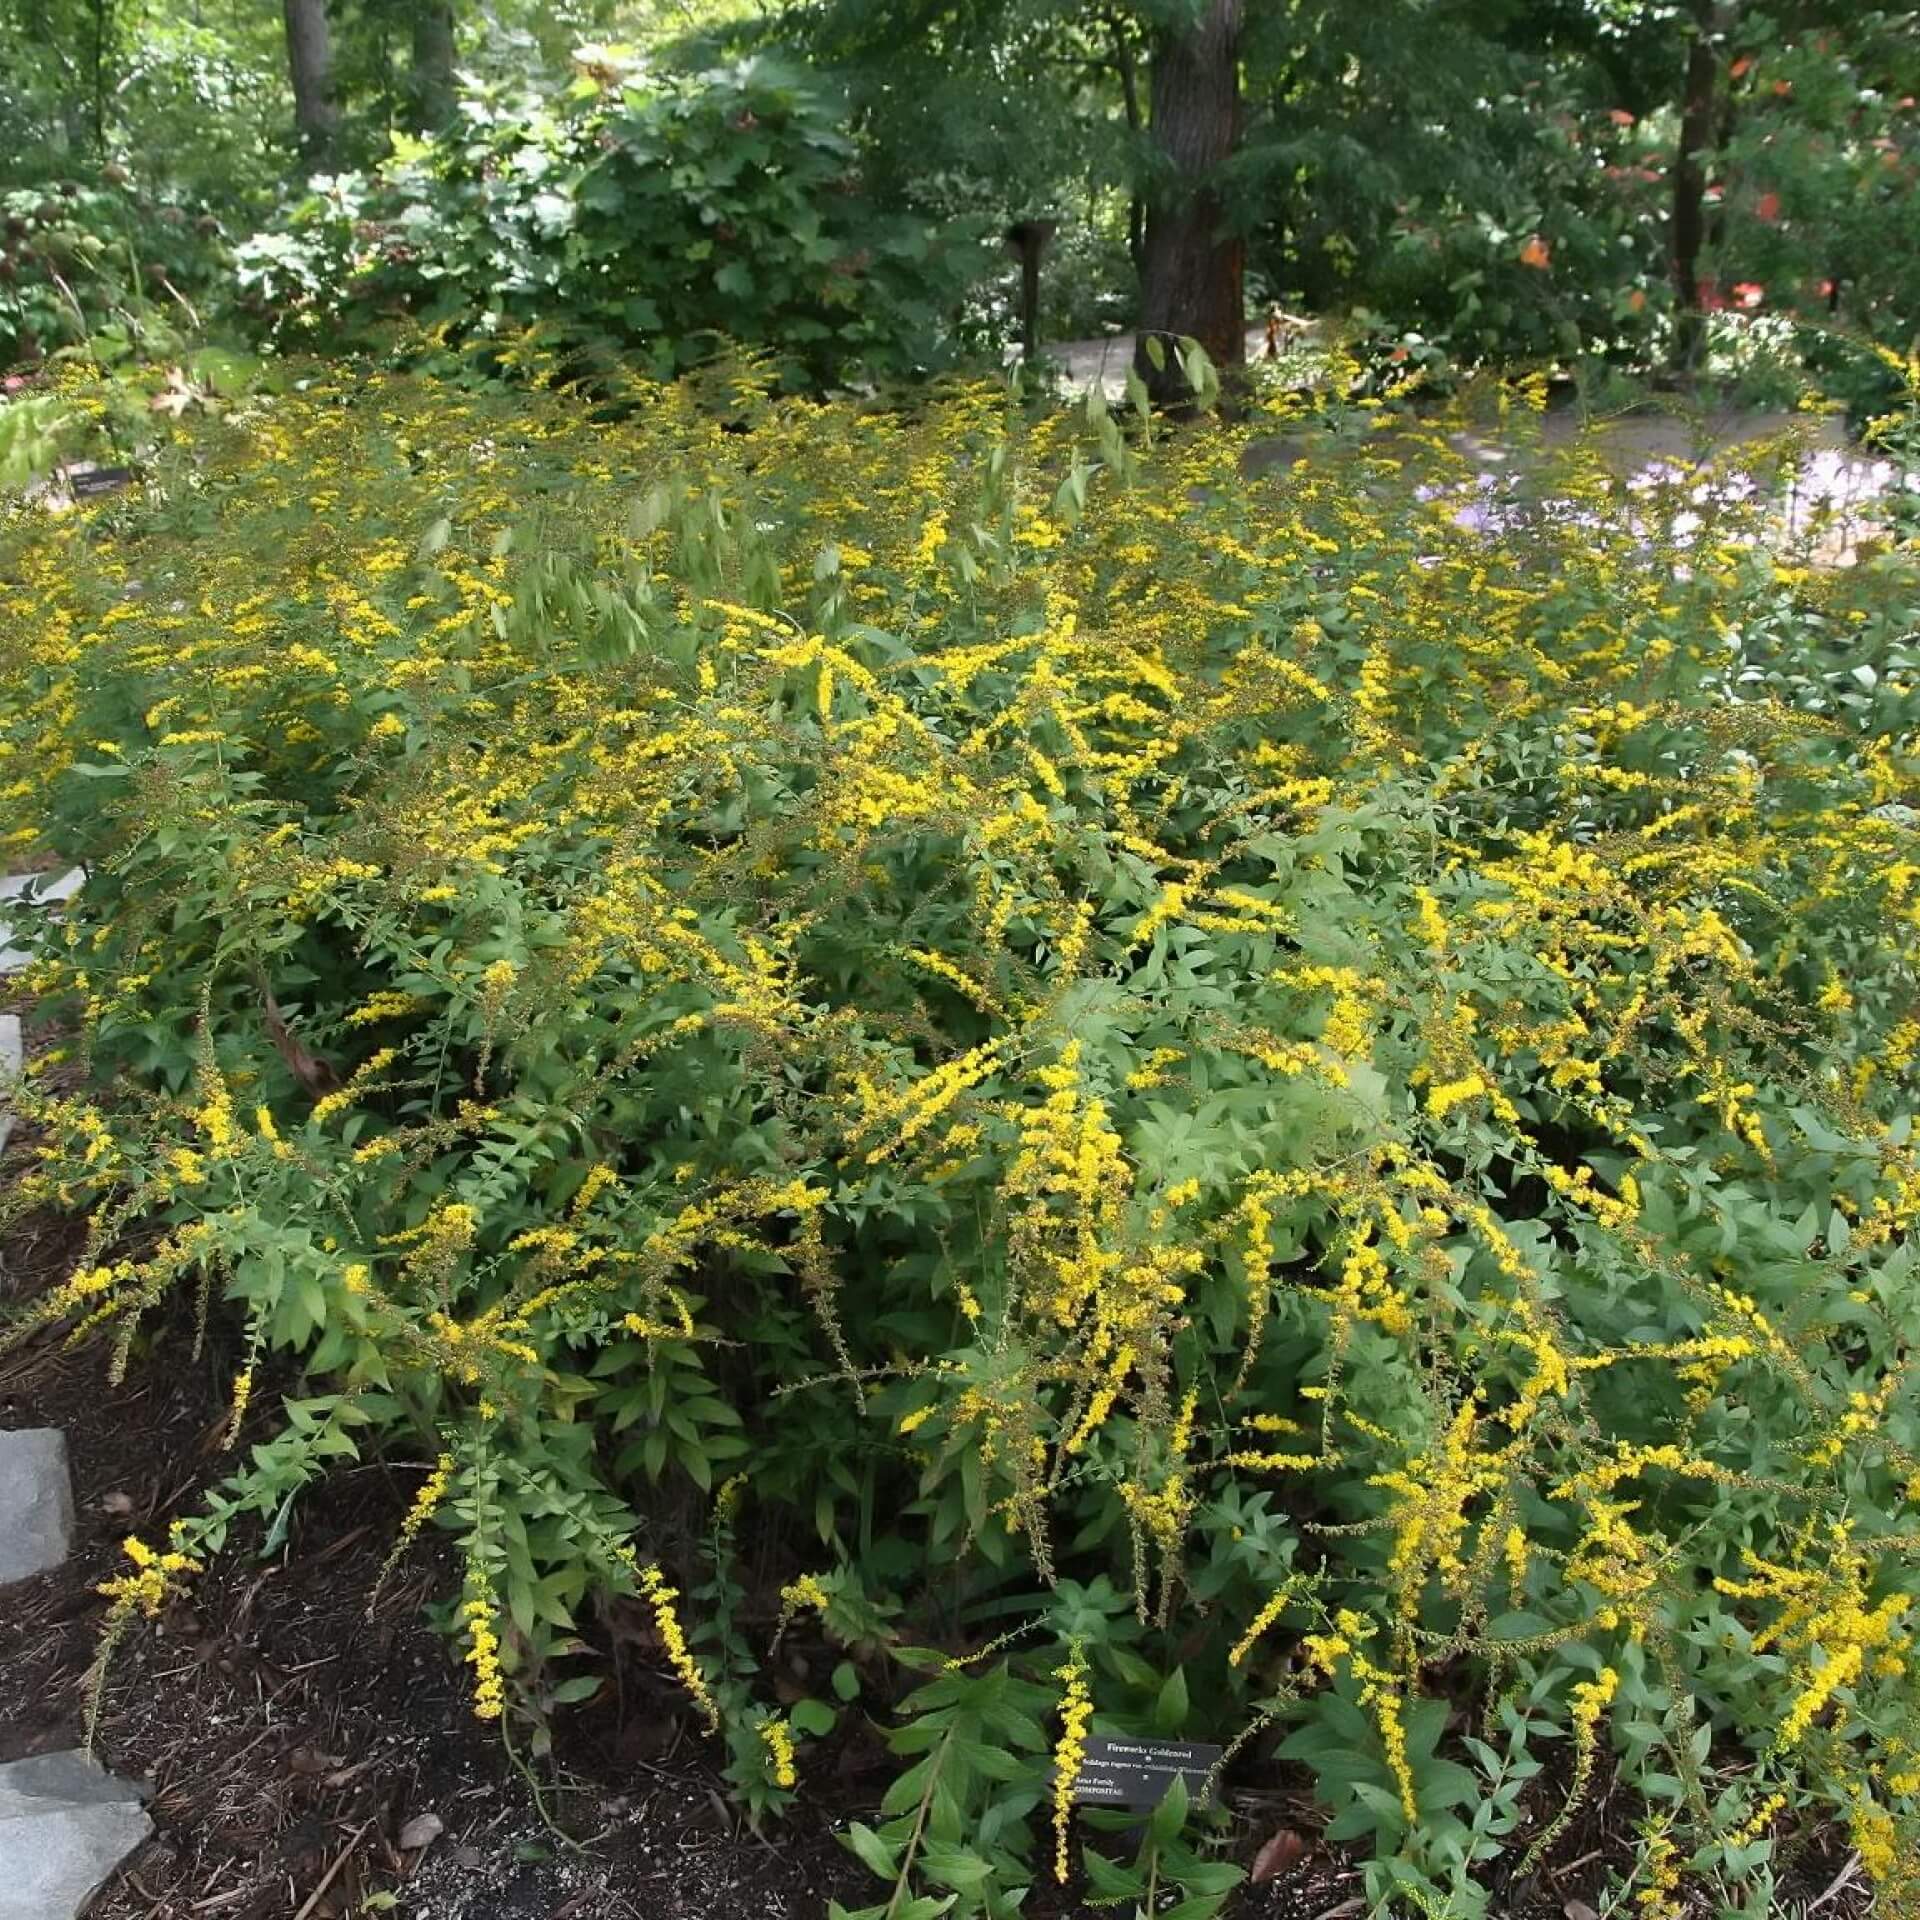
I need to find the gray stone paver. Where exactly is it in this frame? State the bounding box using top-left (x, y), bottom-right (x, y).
top-left (0, 1751), bottom-right (150, 1920)
top-left (0, 1013), bottom-right (18, 1153)
top-left (0, 866), bottom-right (141, 1916)
top-left (0, 1428), bottom-right (75, 1583)
top-left (0, 867), bottom-right (83, 975)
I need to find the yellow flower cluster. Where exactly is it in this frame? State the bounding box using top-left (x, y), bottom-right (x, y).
top-left (1715, 1532), bottom-right (1912, 1752)
top-left (1300, 1611), bottom-right (1417, 1823)
top-left (97, 1533), bottom-right (200, 1622)
top-left (461, 1587), bottom-right (506, 1721)
top-left (779, 1572), bottom-right (831, 1619)
top-left (373, 1451), bottom-right (456, 1599)
top-left (1634, 1825), bottom-right (1682, 1920)
top-left (758, 1716), bottom-right (798, 1789)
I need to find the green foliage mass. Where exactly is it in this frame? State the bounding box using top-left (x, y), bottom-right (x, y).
top-left (0, 178), bottom-right (233, 369)
top-left (234, 51), bottom-right (991, 387)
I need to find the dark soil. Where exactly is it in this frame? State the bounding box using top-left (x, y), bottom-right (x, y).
top-left (0, 1210), bottom-right (1874, 1920)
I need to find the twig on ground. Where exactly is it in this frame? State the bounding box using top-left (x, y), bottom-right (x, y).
top-left (1804, 1852), bottom-right (1863, 1917)
top-left (188, 1889), bottom-right (250, 1912)
top-left (289, 1818), bottom-right (371, 1920)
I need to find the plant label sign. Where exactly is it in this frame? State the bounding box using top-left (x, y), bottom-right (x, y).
top-left (67, 465), bottom-right (133, 498)
top-left (1071, 1737), bottom-right (1222, 1809)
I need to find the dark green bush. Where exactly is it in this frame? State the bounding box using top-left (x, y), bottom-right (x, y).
top-left (1, 178), bottom-right (229, 368)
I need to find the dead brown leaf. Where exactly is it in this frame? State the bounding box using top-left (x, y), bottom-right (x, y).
top-left (259, 976), bottom-right (340, 1097)
top-left (1250, 1826), bottom-right (1307, 1882)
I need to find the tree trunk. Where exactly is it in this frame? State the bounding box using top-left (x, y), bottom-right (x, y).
top-left (1134, 0), bottom-right (1245, 403)
top-left (282, 0), bottom-right (339, 167)
top-left (88, 0), bottom-right (113, 151)
top-left (409, 0), bottom-right (457, 133)
top-left (1670, 0), bottom-right (1720, 375)
top-left (1107, 11), bottom-right (1146, 277)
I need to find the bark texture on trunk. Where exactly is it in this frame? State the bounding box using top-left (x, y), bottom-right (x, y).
top-left (410, 0), bottom-right (457, 132)
top-left (282, 0), bottom-right (339, 166)
top-left (1670, 0), bottom-right (1720, 374)
top-left (1134, 0), bottom-right (1245, 403)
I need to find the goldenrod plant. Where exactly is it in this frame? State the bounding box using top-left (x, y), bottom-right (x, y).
top-left (3, 338), bottom-right (1920, 1915)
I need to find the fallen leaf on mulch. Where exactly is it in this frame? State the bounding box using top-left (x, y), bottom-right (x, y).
top-left (1250, 1826), bottom-right (1306, 1881)
top-left (397, 1811), bottom-right (444, 1851)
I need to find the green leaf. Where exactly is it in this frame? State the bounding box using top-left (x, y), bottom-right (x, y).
top-left (1153, 1664), bottom-right (1189, 1736)
top-left (919, 1844), bottom-right (994, 1891)
top-left (842, 1821), bottom-right (897, 1881)
top-left (1155, 1896), bottom-right (1229, 1920)
top-left (1168, 1858), bottom-right (1242, 1896)
top-left (790, 1697), bottom-right (836, 1737)
top-left (881, 1752), bottom-right (936, 1818)
top-left (1149, 1771), bottom-right (1190, 1848)
top-left (1080, 1846), bottom-right (1146, 1901)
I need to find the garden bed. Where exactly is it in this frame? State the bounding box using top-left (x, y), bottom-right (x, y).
top-left (2, 354), bottom-right (1917, 1915)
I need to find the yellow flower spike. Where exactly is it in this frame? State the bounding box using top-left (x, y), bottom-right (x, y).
top-left (636, 1563), bottom-right (720, 1732)
top-left (1634, 1825), bottom-right (1682, 1920)
top-left (461, 1586), bottom-right (507, 1721)
top-left (1426, 1072), bottom-right (1488, 1119)
top-left (771, 1571), bottom-right (831, 1652)
top-left (1050, 1641), bottom-right (1092, 1883)
top-left (223, 1365), bottom-right (253, 1446)
top-left (1228, 1584), bottom-right (1296, 1668)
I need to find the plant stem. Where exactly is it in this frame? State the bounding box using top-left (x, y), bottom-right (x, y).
top-left (883, 1730), bottom-right (950, 1920)
top-left (501, 1705), bottom-right (583, 1853)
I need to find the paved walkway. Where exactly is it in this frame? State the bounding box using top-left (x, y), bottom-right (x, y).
top-left (1022, 327), bottom-right (1280, 399)
top-left (1248, 409), bottom-right (1908, 565)
top-left (1025, 330), bottom-right (1908, 563)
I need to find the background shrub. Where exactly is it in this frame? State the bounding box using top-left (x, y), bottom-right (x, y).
top-left (235, 53), bottom-right (992, 388)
